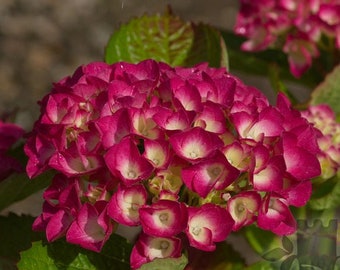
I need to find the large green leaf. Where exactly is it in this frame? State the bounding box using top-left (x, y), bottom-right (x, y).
top-left (18, 234), bottom-right (132, 270)
top-left (310, 64), bottom-right (340, 121)
top-left (105, 11), bottom-right (228, 68)
top-left (0, 214), bottom-right (43, 270)
top-left (0, 170), bottom-right (53, 212)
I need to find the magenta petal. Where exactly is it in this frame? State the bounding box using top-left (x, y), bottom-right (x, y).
top-left (66, 202), bottom-right (112, 252)
top-left (227, 191), bottom-right (261, 230)
top-left (283, 133), bottom-right (321, 180)
top-left (257, 196), bottom-right (296, 235)
top-left (169, 127), bottom-right (223, 161)
top-left (95, 108), bottom-right (131, 149)
top-left (139, 200), bottom-right (188, 237)
top-left (252, 156), bottom-right (285, 191)
top-left (186, 204), bottom-right (234, 251)
top-left (107, 184), bottom-right (147, 226)
top-left (182, 152), bottom-right (239, 197)
top-left (130, 233), bottom-right (182, 269)
top-left (105, 137), bottom-right (154, 185)
top-left (46, 210), bottom-right (74, 242)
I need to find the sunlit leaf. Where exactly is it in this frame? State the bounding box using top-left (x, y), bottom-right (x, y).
top-left (105, 10), bottom-right (227, 68)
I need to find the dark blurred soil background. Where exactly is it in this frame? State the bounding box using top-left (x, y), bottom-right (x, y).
top-left (0, 0), bottom-right (242, 129)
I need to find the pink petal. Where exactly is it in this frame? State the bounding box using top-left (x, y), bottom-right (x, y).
top-left (46, 209), bottom-right (74, 242)
top-left (181, 152), bottom-right (239, 197)
top-left (252, 156), bottom-right (285, 191)
top-left (153, 107), bottom-right (192, 131)
top-left (139, 200), bottom-right (187, 237)
top-left (95, 108), bottom-right (131, 149)
top-left (66, 202), bottom-right (112, 252)
top-left (186, 204), bottom-right (234, 251)
top-left (193, 102), bottom-right (227, 134)
top-left (169, 127), bottom-right (223, 162)
top-left (130, 233), bottom-right (182, 269)
top-left (49, 146), bottom-right (103, 177)
top-left (105, 137), bottom-right (154, 185)
top-left (257, 195), bottom-right (296, 235)
top-left (143, 139), bottom-right (171, 169)
top-left (227, 191), bottom-right (261, 230)
top-left (107, 184), bottom-right (147, 226)
top-left (282, 132), bottom-right (321, 180)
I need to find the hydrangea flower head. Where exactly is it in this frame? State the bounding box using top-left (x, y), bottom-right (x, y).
top-left (26, 60), bottom-right (321, 268)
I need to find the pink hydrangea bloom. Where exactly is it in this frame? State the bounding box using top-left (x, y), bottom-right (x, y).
top-left (234, 0), bottom-right (340, 77)
top-left (26, 60), bottom-right (321, 268)
top-left (302, 104), bottom-right (340, 179)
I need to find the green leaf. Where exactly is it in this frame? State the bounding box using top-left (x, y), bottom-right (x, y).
top-left (138, 254), bottom-right (188, 270)
top-left (0, 170), bottom-right (53, 212)
top-left (0, 214), bottom-right (43, 270)
top-left (282, 236), bottom-right (293, 254)
top-left (280, 256), bottom-right (300, 270)
top-left (243, 226), bottom-right (282, 256)
top-left (185, 241), bottom-right (245, 270)
top-left (310, 64), bottom-right (340, 120)
top-left (245, 260), bottom-right (277, 270)
top-left (262, 248), bottom-right (288, 262)
top-left (309, 176), bottom-right (340, 210)
top-left (18, 234), bottom-right (132, 270)
top-left (105, 10), bottom-right (227, 68)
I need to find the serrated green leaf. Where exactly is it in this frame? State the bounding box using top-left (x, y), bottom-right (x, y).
top-left (310, 64), bottom-right (340, 120)
top-left (18, 233), bottom-right (132, 270)
top-left (138, 254), bottom-right (187, 270)
top-left (105, 11), bottom-right (227, 68)
top-left (0, 170), bottom-right (53, 212)
top-left (309, 176), bottom-right (340, 210)
top-left (0, 214), bottom-right (43, 270)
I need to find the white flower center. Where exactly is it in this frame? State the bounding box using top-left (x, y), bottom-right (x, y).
top-left (159, 213), bottom-right (168, 223)
top-left (192, 226), bottom-right (201, 236)
top-left (160, 241), bottom-right (169, 250)
top-left (127, 170), bottom-right (137, 179)
top-left (189, 151), bottom-right (198, 158)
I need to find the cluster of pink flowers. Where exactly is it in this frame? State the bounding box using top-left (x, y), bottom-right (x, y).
top-left (234, 0), bottom-right (340, 77)
top-left (302, 104), bottom-right (340, 180)
top-left (25, 60), bottom-right (321, 269)
top-left (0, 119), bottom-right (24, 181)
